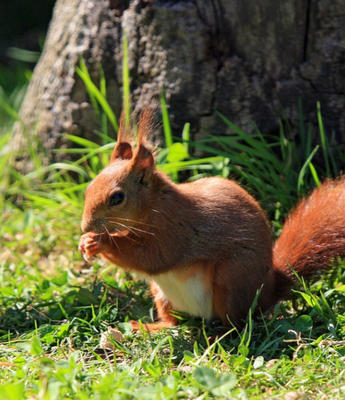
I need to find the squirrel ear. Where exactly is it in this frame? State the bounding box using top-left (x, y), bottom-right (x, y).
top-left (110, 111), bottom-right (133, 162)
top-left (130, 145), bottom-right (154, 183)
top-left (110, 141), bottom-right (133, 162)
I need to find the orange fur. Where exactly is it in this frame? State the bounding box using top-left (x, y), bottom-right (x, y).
top-left (137, 108), bottom-right (155, 147)
top-left (78, 110), bottom-right (345, 331)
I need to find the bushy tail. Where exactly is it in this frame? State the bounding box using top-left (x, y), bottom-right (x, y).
top-left (272, 178), bottom-right (345, 300)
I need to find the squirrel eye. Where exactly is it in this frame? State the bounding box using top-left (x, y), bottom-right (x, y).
top-left (109, 191), bottom-right (125, 206)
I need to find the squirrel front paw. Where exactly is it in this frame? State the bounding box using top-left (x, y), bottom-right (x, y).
top-left (78, 233), bottom-right (102, 262)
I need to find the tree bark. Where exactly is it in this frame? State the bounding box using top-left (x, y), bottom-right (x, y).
top-left (11, 0), bottom-right (345, 165)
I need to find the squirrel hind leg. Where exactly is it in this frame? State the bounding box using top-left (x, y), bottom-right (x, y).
top-left (213, 289), bottom-right (242, 329)
top-left (150, 281), bottom-right (179, 325)
top-left (129, 282), bottom-right (179, 333)
top-left (212, 260), bottom-right (276, 329)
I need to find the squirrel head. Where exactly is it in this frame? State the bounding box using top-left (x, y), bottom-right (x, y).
top-left (81, 109), bottom-right (156, 236)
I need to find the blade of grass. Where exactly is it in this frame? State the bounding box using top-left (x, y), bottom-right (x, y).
top-left (160, 89), bottom-right (178, 181)
top-left (308, 162), bottom-right (321, 188)
top-left (160, 90), bottom-right (173, 148)
top-left (78, 59), bottom-right (100, 116)
top-left (317, 102), bottom-right (330, 176)
top-left (99, 64), bottom-right (108, 137)
top-left (158, 156), bottom-right (224, 174)
top-left (297, 145), bottom-right (319, 192)
top-left (181, 122), bottom-right (190, 153)
top-left (122, 32), bottom-right (131, 130)
top-left (64, 134), bottom-right (100, 149)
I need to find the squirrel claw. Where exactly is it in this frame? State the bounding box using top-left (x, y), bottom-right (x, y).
top-left (82, 252), bottom-right (91, 262)
top-left (78, 233), bottom-right (101, 261)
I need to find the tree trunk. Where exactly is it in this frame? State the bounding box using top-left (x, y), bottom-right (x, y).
top-left (11, 0), bottom-right (345, 166)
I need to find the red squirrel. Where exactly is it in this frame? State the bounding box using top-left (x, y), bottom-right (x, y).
top-left (78, 109), bottom-right (345, 331)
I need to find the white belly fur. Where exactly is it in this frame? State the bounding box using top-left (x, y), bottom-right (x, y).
top-left (152, 269), bottom-right (214, 320)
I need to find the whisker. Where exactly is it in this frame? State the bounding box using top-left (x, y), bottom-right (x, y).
top-left (122, 225), bottom-right (155, 236)
top-left (107, 229), bottom-right (114, 245)
top-left (106, 216), bottom-right (160, 229)
top-left (99, 227), bottom-right (109, 246)
top-left (107, 222), bottom-right (141, 244)
top-left (108, 221), bottom-right (140, 238)
top-left (104, 223), bottom-right (140, 244)
top-left (122, 234), bottom-right (140, 244)
top-left (107, 220), bottom-right (155, 236)
top-left (103, 224), bottom-right (122, 255)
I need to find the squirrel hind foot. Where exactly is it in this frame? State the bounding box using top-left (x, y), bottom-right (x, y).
top-left (129, 319), bottom-right (177, 333)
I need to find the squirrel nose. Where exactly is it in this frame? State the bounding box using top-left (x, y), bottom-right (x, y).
top-left (81, 216), bottom-right (104, 233)
top-left (81, 221), bottom-right (87, 233)
top-left (81, 218), bottom-right (93, 233)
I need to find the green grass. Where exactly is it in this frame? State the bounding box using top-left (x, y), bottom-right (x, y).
top-left (1, 61), bottom-right (345, 399)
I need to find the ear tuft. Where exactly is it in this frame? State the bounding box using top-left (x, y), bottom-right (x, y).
top-left (110, 111), bottom-right (133, 162)
top-left (110, 107), bottom-right (156, 166)
top-left (137, 108), bottom-right (155, 146)
top-left (130, 107), bottom-right (156, 182)
top-left (117, 110), bottom-right (132, 143)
